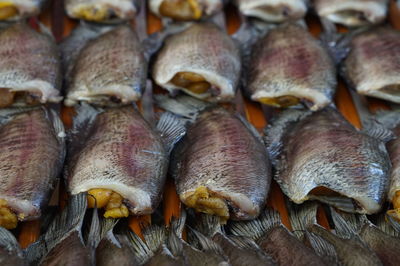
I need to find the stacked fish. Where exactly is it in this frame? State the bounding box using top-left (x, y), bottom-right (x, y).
top-left (0, 0), bottom-right (399, 265)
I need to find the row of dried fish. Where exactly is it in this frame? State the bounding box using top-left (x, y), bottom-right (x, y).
top-left (1, 194), bottom-right (399, 265)
top-left (1, 19), bottom-right (399, 111)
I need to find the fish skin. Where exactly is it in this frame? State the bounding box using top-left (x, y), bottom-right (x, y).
top-left (358, 223), bottom-right (400, 266)
top-left (66, 106), bottom-right (168, 215)
top-left (172, 107), bottom-right (271, 220)
top-left (343, 27), bottom-right (400, 103)
top-left (152, 23), bottom-right (241, 102)
top-left (0, 23), bottom-right (62, 105)
top-left (65, 25), bottom-right (147, 107)
top-left (266, 108), bottom-right (390, 214)
top-left (257, 225), bottom-right (328, 266)
top-left (65, 0), bottom-right (138, 22)
top-left (0, 0), bottom-right (46, 21)
top-left (149, 0), bottom-right (224, 20)
top-left (312, 0), bottom-right (388, 27)
top-left (0, 108), bottom-right (64, 220)
top-left (96, 235), bottom-right (139, 266)
top-left (237, 0), bottom-right (307, 22)
top-left (246, 23), bottom-right (336, 111)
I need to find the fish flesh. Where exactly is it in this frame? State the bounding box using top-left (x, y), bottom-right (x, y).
top-left (0, 23), bottom-right (62, 108)
top-left (236, 0), bottom-right (307, 23)
top-left (0, 0), bottom-right (46, 21)
top-left (343, 27), bottom-right (400, 104)
top-left (66, 104), bottom-right (184, 218)
top-left (65, 0), bottom-right (139, 22)
top-left (375, 110), bottom-right (400, 222)
top-left (229, 208), bottom-right (327, 266)
top-left (149, 0), bottom-right (224, 21)
top-left (264, 107), bottom-right (391, 214)
top-left (246, 23), bottom-right (336, 110)
top-left (64, 25), bottom-right (147, 107)
top-left (0, 107), bottom-right (65, 229)
top-left (312, 0), bottom-right (388, 27)
top-left (152, 23), bottom-right (241, 102)
top-left (0, 227), bottom-right (25, 266)
top-left (156, 95), bottom-right (271, 221)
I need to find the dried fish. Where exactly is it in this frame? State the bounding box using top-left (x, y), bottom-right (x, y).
top-left (65, 0), bottom-right (139, 22)
top-left (156, 95), bottom-right (271, 221)
top-left (0, 23), bottom-right (61, 108)
top-left (246, 23), bottom-right (336, 110)
top-left (149, 0), bottom-right (225, 21)
top-left (66, 104), bottom-right (185, 218)
top-left (64, 25), bottom-right (147, 107)
top-left (236, 0), bottom-right (307, 22)
top-left (312, 0), bottom-right (388, 27)
top-left (343, 27), bottom-right (400, 104)
top-left (0, 107), bottom-right (65, 229)
top-left (265, 108), bottom-right (391, 214)
top-left (152, 23), bottom-right (241, 102)
top-left (0, 227), bottom-right (25, 266)
top-left (0, 0), bottom-right (46, 21)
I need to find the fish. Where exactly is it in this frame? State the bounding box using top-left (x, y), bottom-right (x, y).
top-left (311, 0), bottom-right (389, 27)
top-left (331, 210), bottom-right (400, 266)
top-left (236, 0), bottom-right (307, 23)
top-left (65, 0), bottom-right (139, 23)
top-left (245, 23), bottom-right (336, 111)
top-left (375, 110), bottom-right (400, 222)
top-left (63, 25), bottom-right (147, 107)
top-left (0, 22), bottom-right (62, 108)
top-left (149, 0), bottom-right (225, 21)
top-left (228, 208), bottom-right (327, 266)
top-left (343, 27), bottom-right (400, 103)
top-left (0, 0), bottom-right (46, 21)
top-left (0, 227), bottom-right (26, 266)
top-left (156, 95), bottom-right (271, 221)
top-left (65, 104), bottom-right (185, 218)
top-left (152, 22), bottom-right (241, 102)
top-left (0, 107), bottom-right (65, 230)
top-left (264, 107), bottom-right (391, 214)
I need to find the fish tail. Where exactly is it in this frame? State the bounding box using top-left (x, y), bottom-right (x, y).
top-left (127, 230), bottom-right (153, 264)
top-left (0, 227), bottom-right (23, 258)
top-left (156, 111), bottom-right (187, 154)
top-left (142, 225), bottom-right (168, 253)
top-left (304, 228), bottom-right (339, 264)
top-left (228, 208), bottom-right (281, 241)
top-left (375, 110), bottom-right (400, 130)
top-left (188, 228), bottom-right (224, 255)
top-left (376, 213), bottom-right (400, 237)
top-left (287, 201), bottom-right (318, 240)
top-left (191, 213), bottom-right (222, 237)
top-left (387, 214), bottom-right (400, 234)
top-left (329, 207), bottom-right (366, 238)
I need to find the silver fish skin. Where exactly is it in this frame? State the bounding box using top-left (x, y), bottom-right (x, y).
top-left (65, 0), bottom-right (138, 23)
top-left (246, 23), bottom-right (336, 111)
top-left (0, 227), bottom-right (26, 266)
top-left (343, 27), bottom-right (400, 104)
top-left (0, 23), bottom-right (62, 107)
top-left (312, 0), bottom-right (389, 27)
top-left (236, 0), bottom-right (307, 22)
top-left (0, 107), bottom-right (65, 224)
top-left (265, 108), bottom-right (391, 214)
top-left (152, 23), bottom-right (241, 102)
top-left (149, 0), bottom-right (224, 21)
top-left (65, 25), bottom-right (147, 107)
top-left (66, 105), bottom-right (169, 215)
top-left (169, 105), bottom-right (271, 220)
top-left (0, 0), bottom-right (46, 21)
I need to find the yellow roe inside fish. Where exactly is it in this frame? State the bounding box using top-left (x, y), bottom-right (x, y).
top-left (76, 5), bottom-right (109, 21)
top-left (387, 191), bottom-right (400, 222)
top-left (259, 96), bottom-right (300, 108)
top-left (0, 2), bottom-right (17, 20)
top-left (184, 186), bottom-right (229, 223)
top-left (87, 189), bottom-right (129, 218)
top-left (0, 199), bottom-right (18, 229)
top-left (160, 0), bottom-right (203, 20)
top-left (171, 72), bottom-right (211, 94)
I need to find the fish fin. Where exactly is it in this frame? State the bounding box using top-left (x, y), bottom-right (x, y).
top-left (170, 209), bottom-right (187, 238)
top-left (319, 18), bottom-right (349, 65)
top-left (193, 213), bottom-right (222, 237)
top-left (141, 80), bottom-right (156, 126)
top-left (235, 113), bottom-right (264, 144)
top-left (329, 208), bottom-right (362, 238)
top-left (375, 213), bottom-right (400, 237)
top-left (188, 228), bottom-right (224, 255)
top-left (0, 106), bottom-right (41, 126)
top-left (167, 210), bottom-right (187, 256)
top-left (142, 225), bottom-right (168, 253)
top-left (154, 94), bottom-right (211, 121)
top-left (127, 230), bottom-right (153, 264)
top-left (134, 0), bottom-right (148, 42)
top-left (156, 112), bottom-right (187, 154)
top-left (37, 21), bottom-right (55, 41)
top-left (304, 229), bottom-right (339, 264)
top-left (0, 227), bottom-right (23, 258)
top-left (100, 217), bottom-right (119, 238)
top-left (209, 11), bottom-right (226, 30)
top-left (228, 208), bottom-right (281, 241)
top-left (375, 110), bottom-right (400, 130)
top-left (387, 214), bottom-right (400, 233)
top-left (86, 207), bottom-right (101, 265)
top-left (287, 201), bottom-right (318, 240)
top-left (361, 118), bottom-right (395, 142)
top-left (264, 109), bottom-right (311, 164)
top-left (228, 235), bottom-right (261, 250)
